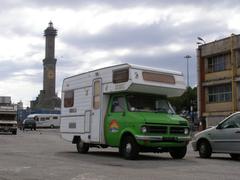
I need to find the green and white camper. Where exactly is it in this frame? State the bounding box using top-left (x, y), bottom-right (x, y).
top-left (60, 64), bottom-right (190, 159)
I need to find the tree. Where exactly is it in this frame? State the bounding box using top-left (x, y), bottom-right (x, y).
top-left (168, 87), bottom-right (197, 114)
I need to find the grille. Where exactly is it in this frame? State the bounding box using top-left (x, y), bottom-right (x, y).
top-left (146, 126), bottom-right (167, 134)
top-left (170, 127), bottom-right (185, 134)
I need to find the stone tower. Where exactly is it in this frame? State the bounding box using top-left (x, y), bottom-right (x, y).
top-left (30, 22), bottom-right (61, 110)
top-left (43, 21), bottom-right (57, 99)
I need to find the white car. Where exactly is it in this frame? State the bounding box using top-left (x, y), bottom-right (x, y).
top-left (192, 112), bottom-right (240, 160)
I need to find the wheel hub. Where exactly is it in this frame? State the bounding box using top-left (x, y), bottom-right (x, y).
top-left (200, 144), bottom-right (206, 153)
top-left (126, 143), bottom-right (132, 154)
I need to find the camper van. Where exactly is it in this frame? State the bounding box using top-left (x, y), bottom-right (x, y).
top-left (60, 64), bottom-right (190, 159)
top-left (26, 114), bottom-right (60, 128)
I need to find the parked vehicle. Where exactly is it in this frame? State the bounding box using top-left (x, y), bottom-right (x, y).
top-left (22, 119), bottom-right (36, 131)
top-left (0, 96), bottom-right (17, 135)
top-left (60, 64), bottom-right (190, 159)
top-left (192, 112), bottom-right (240, 160)
top-left (27, 114), bottom-right (60, 128)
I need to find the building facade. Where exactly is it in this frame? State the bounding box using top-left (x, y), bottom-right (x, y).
top-left (197, 34), bottom-right (240, 127)
top-left (31, 22), bottom-right (61, 110)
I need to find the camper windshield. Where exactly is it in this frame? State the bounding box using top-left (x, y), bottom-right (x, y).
top-left (127, 94), bottom-right (175, 114)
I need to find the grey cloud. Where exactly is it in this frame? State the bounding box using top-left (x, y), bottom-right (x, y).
top-left (62, 18), bottom-right (229, 51)
top-left (63, 23), bottom-right (175, 49)
top-left (2, 0), bottom-right (240, 10)
top-left (0, 59), bottom-right (42, 84)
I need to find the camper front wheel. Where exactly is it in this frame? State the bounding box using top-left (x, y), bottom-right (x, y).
top-left (76, 141), bottom-right (89, 154)
top-left (169, 146), bottom-right (187, 159)
top-left (120, 136), bottom-right (140, 160)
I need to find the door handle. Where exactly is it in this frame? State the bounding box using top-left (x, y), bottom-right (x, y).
top-left (235, 131), bottom-right (240, 134)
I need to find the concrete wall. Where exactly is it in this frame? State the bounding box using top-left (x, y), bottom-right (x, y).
top-left (205, 70), bottom-right (232, 81)
top-left (206, 102), bottom-right (232, 112)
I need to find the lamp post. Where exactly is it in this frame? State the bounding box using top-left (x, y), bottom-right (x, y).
top-left (184, 55), bottom-right (191, 87)
top-left (197, 37), bottom-right (206, 44)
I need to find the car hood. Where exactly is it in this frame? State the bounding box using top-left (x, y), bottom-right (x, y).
top-left (136, 112), bottom-right (188, 125)
top-left (194, 126), bottom-right (216, 138)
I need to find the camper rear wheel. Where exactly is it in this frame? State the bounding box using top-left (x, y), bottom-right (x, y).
top-left (76, 141), bottom-right (89, 154)
top-left (120, 135), bottom-right (140, 160)
top-left (230, 153), bottom-right (240, 160)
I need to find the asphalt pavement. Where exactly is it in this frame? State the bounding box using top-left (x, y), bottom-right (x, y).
top-left (0, 129), bottom-right (239, 180)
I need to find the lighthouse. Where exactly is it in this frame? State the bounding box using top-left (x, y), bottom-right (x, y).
top-left (31, 22), bottom-right (61, 110)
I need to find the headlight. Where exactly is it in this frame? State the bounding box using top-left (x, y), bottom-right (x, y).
top-left (141, 126), bottom-right (147, 133)
top-left (184, 128), bottom-right (189, 135)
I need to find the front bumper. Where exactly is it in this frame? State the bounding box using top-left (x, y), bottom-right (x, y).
top-left (0, 126), bottom-right (17, 132)
top-left (135, 135), bottom-right (191, 142)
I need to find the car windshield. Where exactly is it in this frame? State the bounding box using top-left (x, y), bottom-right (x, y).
top-left (127, 94), bottom-right (175, 114)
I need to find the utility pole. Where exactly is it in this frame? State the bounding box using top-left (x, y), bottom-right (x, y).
top-left (184, 55), bottom-right (192, 87)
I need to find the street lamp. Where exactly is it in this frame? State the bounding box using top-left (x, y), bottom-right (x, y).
top-left (197, 37), bottom-right (206, 44)
top-left (184, 55), bottom-right (191, 87)
top-left (197, 37), bottom-right (206, 45)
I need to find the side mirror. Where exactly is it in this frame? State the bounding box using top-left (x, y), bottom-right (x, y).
top-left (113, 101), bottom-right (119, 106)
top-left (216, 124), bottom-right (222, 129)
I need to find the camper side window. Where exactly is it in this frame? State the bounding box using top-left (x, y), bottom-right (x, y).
top-left (113, 69), bottom-right (129, 83)
top-left (64, 90), bottom-right (74, 107)
top-left (93, 81), bottom-right (100, 109)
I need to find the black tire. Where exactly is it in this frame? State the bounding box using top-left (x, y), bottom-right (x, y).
top-left (198, 141), bottom-right (212, 158)
top-left (76, 141), bottom-right (89, 154)
top-left (230, 154), bottom-right (240, 160)
top-left (169, 146), bottom-right (187, 159)
top-left (100, 145), bottom-right (108, 148)
top-left (50, 125), bottom-right (54, 129)
top-left (12, 130), bottom-right (17, 135)
top-left (120, 136), bottom-right (140, 160)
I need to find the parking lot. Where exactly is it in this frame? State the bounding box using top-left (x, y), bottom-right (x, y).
top-left (0, 129), bottom-right (239, 180)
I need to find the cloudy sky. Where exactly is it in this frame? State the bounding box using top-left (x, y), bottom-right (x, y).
top-left (0, 0), bottom-right (239, 107)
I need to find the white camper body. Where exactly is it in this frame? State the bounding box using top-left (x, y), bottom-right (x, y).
top-left (27, 114), bottom-right (60, 128)
top-left (60, 64), bottom-right (186, 145)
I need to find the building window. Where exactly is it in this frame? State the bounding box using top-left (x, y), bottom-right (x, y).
top-left (93, 80), bottom-right (101, 109)
top-left (208, 84), bottom-right (232, 103)
top-left (207, 54), bottom-right (228, 73)
top-left (64, 90), bottom-right (74, 107)
top-left (236, 50), bottom-right (240, 67)
top-left (40, 117), bottom-right (45, 121)
top-left (113, 69), bottom-right (129, 83)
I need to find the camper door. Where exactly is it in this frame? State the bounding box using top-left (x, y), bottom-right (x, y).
top-left (91, 79), bottom-right (102, 142)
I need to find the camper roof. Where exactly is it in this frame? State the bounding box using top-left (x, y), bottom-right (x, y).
top-left (64, 63), bottom-right (182, 81)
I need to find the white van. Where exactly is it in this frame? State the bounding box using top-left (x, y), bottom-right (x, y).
top-left (27, 114), bottom-right (60, 128)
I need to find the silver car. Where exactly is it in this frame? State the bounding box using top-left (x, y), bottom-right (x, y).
top-left (192, 112), bottom-right (240, 160)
